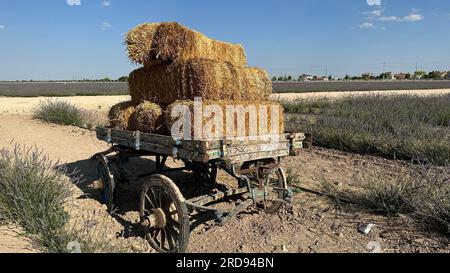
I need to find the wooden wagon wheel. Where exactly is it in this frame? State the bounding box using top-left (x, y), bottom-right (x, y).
top-left (263, 167), bottom-right (288, 214)
top-left (241, 160), bottom-right (288, 214)
top-left (140, 175), bottom-right (190, 253)
top-left (96, 155), bottom-right (117, 212)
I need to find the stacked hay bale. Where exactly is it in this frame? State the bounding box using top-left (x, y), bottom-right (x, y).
top-left (108, 22), bottom-right (284, 138)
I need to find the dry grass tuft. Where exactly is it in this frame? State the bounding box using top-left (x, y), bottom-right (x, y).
top-left (320, 164), bottom-right (450, 235)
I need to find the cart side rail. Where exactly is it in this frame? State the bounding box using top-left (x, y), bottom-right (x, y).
top-left (96, 127), bottom-right (307, 163)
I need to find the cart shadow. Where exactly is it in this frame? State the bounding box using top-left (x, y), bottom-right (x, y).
top-left (62, 158), bottom-right (101, 199)
top-left (61, 156), bottom-right (224, 239)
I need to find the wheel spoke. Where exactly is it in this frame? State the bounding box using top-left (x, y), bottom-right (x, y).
top-left (161, 192), bottom-right (171, 210)
top-left (164, 228), bottom-right (174, 250)
top-left (168, 217), bottom-right (181, 230)
top-left (145, 194), bottom-right (157, 209)
top-left (160, 228), bottom-right (166, 249)
top-left (152, 228), bottom-right (160, 240)
top-left (149, 188), bottom-right (159, 208)
top-left (158, 188), bottom-right (163, 208)
top-left (168, 210), bottom-right (178, 216)
top-left (166, 223), bottom-right (180, 239)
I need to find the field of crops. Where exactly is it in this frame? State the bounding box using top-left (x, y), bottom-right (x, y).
top-left (274, 80), bottom-right (450, 93)
top-left (0, 82), bottom-right (129, 97)
top-left (283, 94), bottom-right (450, 165)
top-left (2, 81), bottom-right (450, 97)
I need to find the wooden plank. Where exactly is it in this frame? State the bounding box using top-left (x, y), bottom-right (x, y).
top-left (205, 134), bottom-right (298, 150)
top-left (226, 149), bottom-right (290, 163)
top-left (206, 142), bottom-right (290, 160)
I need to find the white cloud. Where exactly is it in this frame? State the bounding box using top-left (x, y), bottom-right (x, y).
top-left (66, 0), bottom-right (81, 6)
top-left (100, 22), bottom-right (112, 30)
top-left (363, 9), bottom-right (384, 18)
top-left (0, 25), bottom-right (5, 30)
top-left (403, 13), bottom-right (424, 22)
top-left (371, 9), bottom-right (384, 17)
top-left (378, 13), bottom-right (424, 22)
top-left (379, 16), bottom-right (401, 22)
top-left (102, 0), bottom-right (111, 7)
top-left (360, 22), bottom-right (375, 29)
top-left (367, 0), bottom-right (381, 6)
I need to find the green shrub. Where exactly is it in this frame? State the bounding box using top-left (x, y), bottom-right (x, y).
top-left (33, 99), bottom-right (84, 126)
top-left (0, 145), bottom-right (121, 253)
top-left (32, 99), bottom-right (107, 130)
top-left (320, 165), bottom-right (450, 234)
top-left (0, 146), bottom-right (72, 252)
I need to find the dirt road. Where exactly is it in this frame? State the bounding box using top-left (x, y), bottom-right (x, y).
top-left (1, 89), bottom-right (450, 114)
top-left (1, 115), bottom-right (448, 253)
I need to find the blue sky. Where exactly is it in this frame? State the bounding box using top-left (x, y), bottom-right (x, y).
top-left (0, 0), bottom-right (449, 80)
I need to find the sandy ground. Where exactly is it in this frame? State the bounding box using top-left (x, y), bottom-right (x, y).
top-left (1, 115), bottom-right (448, 253)
top-left (0, 225), bottom-right (36, 253)
top-left (1, 89), bottom-right (450, 114)
top-left (0, 95), bottom-right (131, 115)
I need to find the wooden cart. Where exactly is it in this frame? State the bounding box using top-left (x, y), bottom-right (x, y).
top-left (93, 127), bottom-right (308, 253)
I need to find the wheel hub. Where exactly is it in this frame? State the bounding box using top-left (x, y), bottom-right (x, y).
top-left (153, 208), bottom-right (167, 228)
top-left (143, 208), bottom-right (167, 229)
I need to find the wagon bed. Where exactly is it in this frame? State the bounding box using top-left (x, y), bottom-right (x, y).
top-left (96, 127), bottom-right (307, 164)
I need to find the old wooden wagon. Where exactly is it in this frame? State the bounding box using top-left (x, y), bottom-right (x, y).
top-left (93, 127), bottom-right (308, 253)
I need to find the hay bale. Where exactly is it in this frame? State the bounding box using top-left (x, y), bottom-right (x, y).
top-left (129, 59), bottom-right (272, 105)
top-left (129, 101), bottom-right (165, 134)
top-left (108, 101), bottom-right (136, 130)
top-left (126, 22), bottom-right (247, 67)
top-left (165, 100), bottom-right (285, 140)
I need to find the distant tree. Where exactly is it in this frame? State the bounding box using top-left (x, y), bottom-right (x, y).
top-left (118, 76), bottom-right (129, 82)
top-left (405, 73), bottom-right (412, 80)
top-left (344, 75), bottom-right (351, 80)
top-left (287, 75), bottom-right (292, 81)
top-left (414, 71), bottom-right (427, 79)
top-left (428, 71), bottom-right (443, 79)
top-left (277, 76), bottom-right (283, 81)
top-left (328, 75), bottom-right (333, 81)
top-left (271, 76), bottom-right (277, 82)
top-left (100, 77), bottom-right (112, 82)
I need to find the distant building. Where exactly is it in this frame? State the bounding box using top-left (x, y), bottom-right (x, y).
top-left (394, 73), bottom-right (407, 80)
top-left (298, 74), bottom-right (314, 82)
top-left (362, 73), bottom-right (375, 80)
top-left (383, 72), bottom-right (395, 80)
